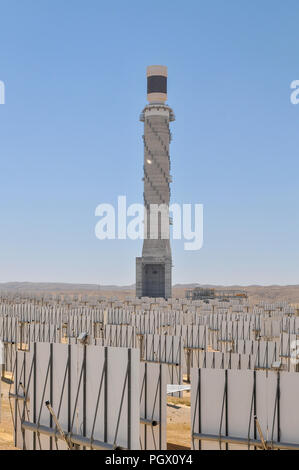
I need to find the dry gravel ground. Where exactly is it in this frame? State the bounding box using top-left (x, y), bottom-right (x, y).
top-left (0, 377), bottom-right (17, 450)
top-left (167, 394), bottom-right (191, 450)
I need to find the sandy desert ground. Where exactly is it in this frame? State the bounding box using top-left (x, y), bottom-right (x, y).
top-left (167, 395), bottom-right (191, 450)
top-left (0, 377), bottom-right (17, 450)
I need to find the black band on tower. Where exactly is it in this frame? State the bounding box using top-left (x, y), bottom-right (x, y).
top-left (147, 75), bottom-right (167, 94)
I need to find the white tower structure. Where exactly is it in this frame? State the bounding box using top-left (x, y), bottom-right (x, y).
top-left (136, 66), bottom-right (175, 299)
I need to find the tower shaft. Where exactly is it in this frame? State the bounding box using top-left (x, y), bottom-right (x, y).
top-left (136, 66), bottom-right (175, 299)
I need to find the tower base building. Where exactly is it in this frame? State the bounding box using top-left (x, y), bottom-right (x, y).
top-left (136, 256), bottom-right (172, 299)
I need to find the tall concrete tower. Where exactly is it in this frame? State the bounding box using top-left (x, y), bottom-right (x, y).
top-left (136, 66), bottom-right (175, 299)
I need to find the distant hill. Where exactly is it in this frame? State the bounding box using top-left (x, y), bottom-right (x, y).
top-left (0, 282), bottom-right (299, 304)
top-left (0, 282), bottom-right (134, 292)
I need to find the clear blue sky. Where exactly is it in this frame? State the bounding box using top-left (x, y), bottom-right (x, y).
top-left (0, 0), bottom-right (298, 286)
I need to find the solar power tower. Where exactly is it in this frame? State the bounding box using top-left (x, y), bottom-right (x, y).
top-left (136, 66), bottom-right (175, 299)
